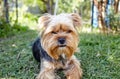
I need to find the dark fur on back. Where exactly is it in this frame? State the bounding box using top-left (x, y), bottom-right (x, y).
top-left (32, 38), bottom-right (53, 62)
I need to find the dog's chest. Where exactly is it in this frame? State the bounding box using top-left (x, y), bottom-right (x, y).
top-left (53, 54), bottom-right (69, 70)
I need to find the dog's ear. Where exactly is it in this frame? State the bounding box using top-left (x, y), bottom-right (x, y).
top-left (38, 14), bottom-right (52, 29)
top-left (70, 13), bottom-right (82, 27)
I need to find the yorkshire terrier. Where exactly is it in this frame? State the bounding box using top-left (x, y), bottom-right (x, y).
top-left (32, 13), bottom-right (82, 79)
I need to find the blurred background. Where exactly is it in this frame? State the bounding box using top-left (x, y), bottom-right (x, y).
top-left (0, 0), bottom-right (120, 79)
top-left (0, 0), bottom-right (120, 37)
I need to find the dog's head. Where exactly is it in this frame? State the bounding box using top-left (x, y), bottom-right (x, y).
top-left (38, 13), bottom-right (81, 60)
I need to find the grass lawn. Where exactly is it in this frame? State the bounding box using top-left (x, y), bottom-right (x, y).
top-left (0, 30), bottom-right (120, 79)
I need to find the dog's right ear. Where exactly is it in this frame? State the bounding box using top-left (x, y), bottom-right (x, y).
top-left (38, 14), bottom-right (52, 29)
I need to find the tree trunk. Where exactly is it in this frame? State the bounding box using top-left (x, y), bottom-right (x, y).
top-left (41, 0), bottom-right (55, 14)
top-left (114, 0), bottom-right (119, 13)
top-left (4, 0), bottom-right (9, 23)
top-left (16, 0), bottom-right (18, 22)
top-left (94, 0), bottom-right (108, 33)
top-left (91, 0), bottom-right (94, 26)
top-left (51, 0), bottom-right (55, 14)
top-left (0, 0), bottom-right (3, 18)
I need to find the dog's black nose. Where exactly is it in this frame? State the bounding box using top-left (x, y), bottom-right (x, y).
top-left (58, 38), bottom-right (66, 44)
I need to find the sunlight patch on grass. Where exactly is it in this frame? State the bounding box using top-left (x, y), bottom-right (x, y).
top-left (78, 26), bottom-right (100, 34)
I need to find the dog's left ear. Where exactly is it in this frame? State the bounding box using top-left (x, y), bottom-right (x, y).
top-left (70, 13), bottom-right (82, 27)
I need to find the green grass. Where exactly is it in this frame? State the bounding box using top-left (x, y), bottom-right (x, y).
top-left (0, 30), bottom-right (120, 79)
top-left (78, 33), bottom-right (120, 79)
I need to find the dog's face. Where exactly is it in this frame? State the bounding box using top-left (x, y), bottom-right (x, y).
top-left (38, 13), bottom-right (81, 60)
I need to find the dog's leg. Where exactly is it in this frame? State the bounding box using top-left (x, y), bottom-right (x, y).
top-left (36, 59), bottom-right (57, 79)
top-left (64, 56), bottom-right (82, 79)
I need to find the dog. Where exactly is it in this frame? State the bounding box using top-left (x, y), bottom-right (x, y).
top-left (32, 13), bottom-right (82, 79)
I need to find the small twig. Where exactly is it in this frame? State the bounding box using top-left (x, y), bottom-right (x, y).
top-left (17, 52), bottom-right (21, 61)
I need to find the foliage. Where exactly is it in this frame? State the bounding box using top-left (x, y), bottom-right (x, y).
top-left (9, 4), bottom-right (38, 28)
top-left (79, 0), bottom-right (91, 19)
top-left (0, 30), bottom-right (120, 79)
top-left (15, 12), bottom-right (38, 29)
top-left (19, 0), bottom-right (91, 17)
top-left (58, 0), bottom-right (91, 16)
top-left (0, 19), bottom-right (28, 38)
top-left (22, 0), bottom-right (46, 13)
top-left (0, 0), bottom-right (41, 38)
top-left (109, 12), bottom-right (120, 31)
top-left (58, 0), bottom-right (80, 13)
top-left (58, 0), bottom-right (75, 13)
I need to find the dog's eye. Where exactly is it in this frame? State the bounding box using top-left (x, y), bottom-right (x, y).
top-left (67, 30), bottom-right (72, 33)
top-left (51, 31), bottom-right (57, 34)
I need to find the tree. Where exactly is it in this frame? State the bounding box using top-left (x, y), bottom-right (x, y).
top-left (41, 0), bottom-right (55, 14)
top-left (15, 0), bottom-right (18, 22)
top-left (0, 0), bottom-right (3, 19)
top-left (93, 0), bottom-right (108, 32)
top-left (4, 0), bottom-right (9, 23)
top-left (114, 0), bottom-right (119, 13)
